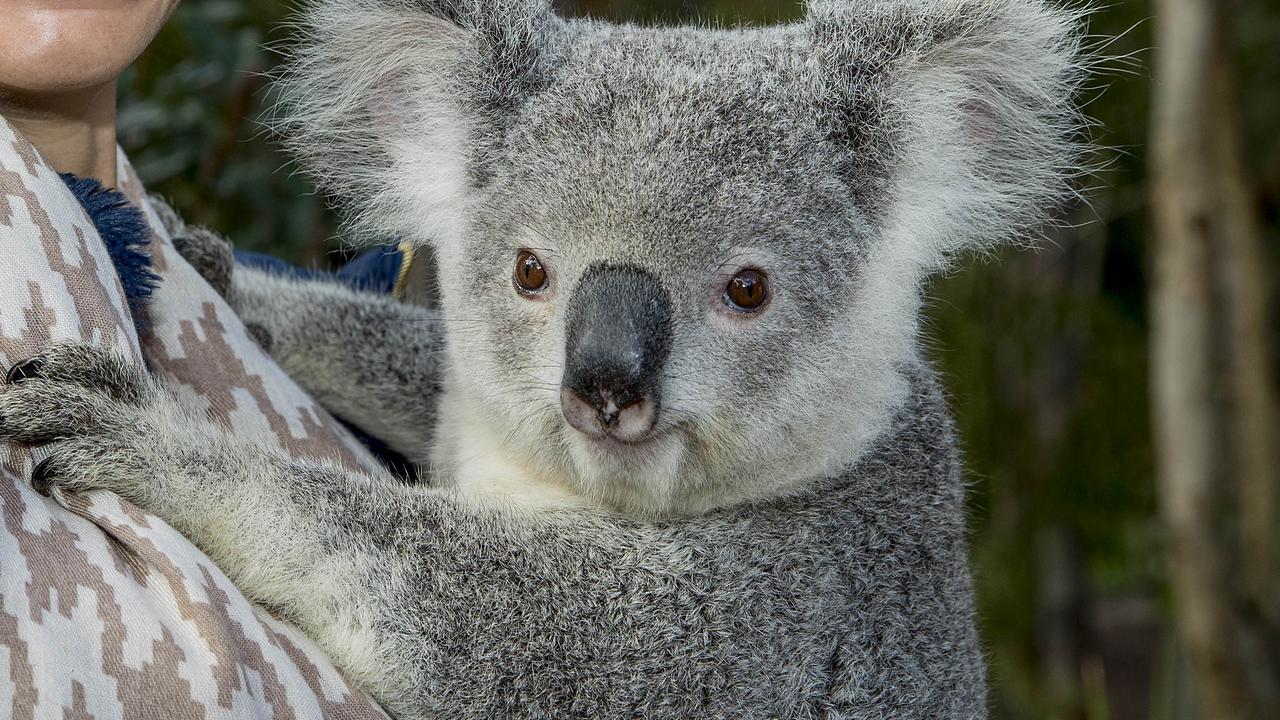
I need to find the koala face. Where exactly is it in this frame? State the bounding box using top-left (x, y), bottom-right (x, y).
top-left (438, 30), bottom-right (899, 513)
top-left (283, 0), bottom-right (1087, 515)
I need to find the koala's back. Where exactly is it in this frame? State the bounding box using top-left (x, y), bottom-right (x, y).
top-left (362, 359), bottom-right (983, 719)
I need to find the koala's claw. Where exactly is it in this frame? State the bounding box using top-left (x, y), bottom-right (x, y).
top-left (0, 344), bottom-right (161, 501)
top-left (5, 357), bottom-right (44, 384)
top-left (23, 437), bottom-right (145, 499)
top-left (2, 344), bottom-right (151, 405)
top-left (0, 344), bottom-right (153, 447)
top-left (30, 456), bottom-right (58, 494)
top-left (0, 381), bottom-right (117, 444)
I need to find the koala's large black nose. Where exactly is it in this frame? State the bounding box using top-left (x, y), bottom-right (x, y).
top-left (561, 264), bottom-right (672, 442)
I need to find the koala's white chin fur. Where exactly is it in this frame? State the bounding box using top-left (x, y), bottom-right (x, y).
top-left (435, 354), bottom-right (911, 520)
top-left (434, 390), bottom-right (588, 512)
top-left (562, 425), bottom-right (689, 515)
top-left (436, 385), bottom-right (702, 517)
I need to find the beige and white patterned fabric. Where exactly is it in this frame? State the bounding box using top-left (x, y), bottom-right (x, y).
top-left (0, 113), bottom-right (388, 719)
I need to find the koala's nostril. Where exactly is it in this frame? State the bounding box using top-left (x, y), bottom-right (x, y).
top-left (610, 397), bottom-right (657, 442)
top-left (561, 387), bottom-right (603, 438)
top-left (560, 386), bottom-right (658, 442)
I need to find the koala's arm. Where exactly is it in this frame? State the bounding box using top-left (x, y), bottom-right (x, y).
top-left (0, 344), bottom-right (985, 718)
top-left (227, 267), bottom-right (445, 464)
top-left (0, 343), bottom-right (421, 697)
top-left (171, 228), bottom-right (444, 465)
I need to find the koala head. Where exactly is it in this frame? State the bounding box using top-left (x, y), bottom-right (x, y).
top-left (282, 0), bottom-right (1088, 516)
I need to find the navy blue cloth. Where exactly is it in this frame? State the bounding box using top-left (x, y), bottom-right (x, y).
top-left (234, 246), bottom-right (404, 295)
top-left (60, 174), bottom-right (160, 328)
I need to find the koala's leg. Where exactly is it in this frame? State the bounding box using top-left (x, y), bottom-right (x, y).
top-left (172, 230), bottom-right (445, 465)
top-left (0, 343), bottom-right (420, 698)
top-left (227, 267), bottom-right (446, 465)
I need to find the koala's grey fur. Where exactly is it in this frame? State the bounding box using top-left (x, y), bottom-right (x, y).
top-left (2, 345), bottom-right (982, 718)
top-left (224, 266), bottom-right (446, 466)
top-left (2, 0), bottom-right (1092, 716)
top-left (151, 204), bottom-right (438, 463)
top-left (170, 228), bottom-right (236, 298)
top-left (160, 215), bottom-right (445, 465)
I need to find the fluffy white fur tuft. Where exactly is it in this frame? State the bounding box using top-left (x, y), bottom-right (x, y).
top-left (809, 0), bottom-right (1094, 269)
top-left (273, 0), bottom-right (476, 245)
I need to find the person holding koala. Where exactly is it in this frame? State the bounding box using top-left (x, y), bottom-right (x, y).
top-left (0, 3), bottom-right (394, 717)
top-left (1, 0), bottom-right (1090, 717)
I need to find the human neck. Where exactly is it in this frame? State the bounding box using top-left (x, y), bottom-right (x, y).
top-left (1, 82), bottom-right (119, 187)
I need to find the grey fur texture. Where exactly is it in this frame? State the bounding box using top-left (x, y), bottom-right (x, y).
top-left (226, 267), bottom-right (445, 466)
top-left (2, 344), bottom-right (982, 718)
top-left (160, 205), bottom-right (444, 463)
top-left (1, 0), bottom-right (1092, 716)
top-left (170, 227), bottom-right (235, 299)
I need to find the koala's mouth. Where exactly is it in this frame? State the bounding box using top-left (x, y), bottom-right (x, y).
top-left (565, 416), bottom-right (681, 463)
top-left (580, 425), bottom-right (665, 452)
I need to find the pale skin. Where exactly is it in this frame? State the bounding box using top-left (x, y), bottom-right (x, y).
top-left (0, 0), bottom-right (180, 187)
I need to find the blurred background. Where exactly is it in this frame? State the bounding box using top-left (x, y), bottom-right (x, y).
top-left (118, 1), bottom-right (1279, 718)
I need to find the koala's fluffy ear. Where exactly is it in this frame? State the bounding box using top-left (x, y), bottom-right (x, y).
top-left (277, 0), bottom-right (558, 242)
top-left (807, 0), bottom-right (1089, 267)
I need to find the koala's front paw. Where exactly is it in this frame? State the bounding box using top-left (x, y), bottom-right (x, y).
top-left (0, 343), bottom-right (159, 499)
top-left (172, 226), bottom-right (235, 298)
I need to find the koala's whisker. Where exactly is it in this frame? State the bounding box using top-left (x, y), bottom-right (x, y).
top-left (509, 371), bottom-right (562, 384)
top-left (490, 369), bottom-right (556, 383)
top-left (662, 408), bottom-right (707, 428)
top-left (513, 378), bottom-right (560, 389)
top-left (509, 360), bottom-right (562, 370)
top-left (662, 368), bottom-right (720, 382)
top-left (498, 410), bottom-right (561, 453)
top-left (426, 318), bottom-right (500, 326)
top-left (465, 385), bottom-right (556, 402)
top-left (506, 361), bottom-right (562, 377)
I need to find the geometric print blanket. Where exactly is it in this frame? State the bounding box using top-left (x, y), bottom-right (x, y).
top-left (0, 111), bottom-right (388, 719)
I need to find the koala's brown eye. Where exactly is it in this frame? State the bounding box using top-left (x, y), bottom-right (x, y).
top-left (725, 269), bottom-right (769, 311)
top-left (514, 250), bottom-right (548, 293)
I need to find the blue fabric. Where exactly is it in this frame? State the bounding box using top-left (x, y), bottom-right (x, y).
top-left (60, 174), bottom-right (160, 328)
top-left (234, 246), bottom-right (404, 295)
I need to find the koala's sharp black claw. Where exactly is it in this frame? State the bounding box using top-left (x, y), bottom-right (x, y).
top-left (30, 456), bottom-right (56, 493)
top-left (245, 323), bottom-right (275, 354)
top-left (5, 357), bottom-right (45, 385)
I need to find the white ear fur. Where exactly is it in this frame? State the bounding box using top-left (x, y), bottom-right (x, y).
top-left (279, 0), bottom-right (560, 248)
top-left (276, 1), bottom-right (477, 246)
top-left (810, 0), bottom-right (1090, 270)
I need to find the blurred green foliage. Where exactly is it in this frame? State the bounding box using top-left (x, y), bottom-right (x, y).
top-left (119, 1), bottom-right (1280, 717)
top-left (119, 1), bottom-right (328, 262)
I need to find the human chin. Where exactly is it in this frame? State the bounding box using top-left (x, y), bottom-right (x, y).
top-left (0, 0), bottom-right (179, 95)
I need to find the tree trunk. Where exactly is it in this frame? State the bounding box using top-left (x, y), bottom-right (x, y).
top-left (1150, 0), bottom-right (1280, 717)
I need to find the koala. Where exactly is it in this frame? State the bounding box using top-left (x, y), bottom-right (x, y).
top-left (0, 0), bottom-right (1089, 717)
